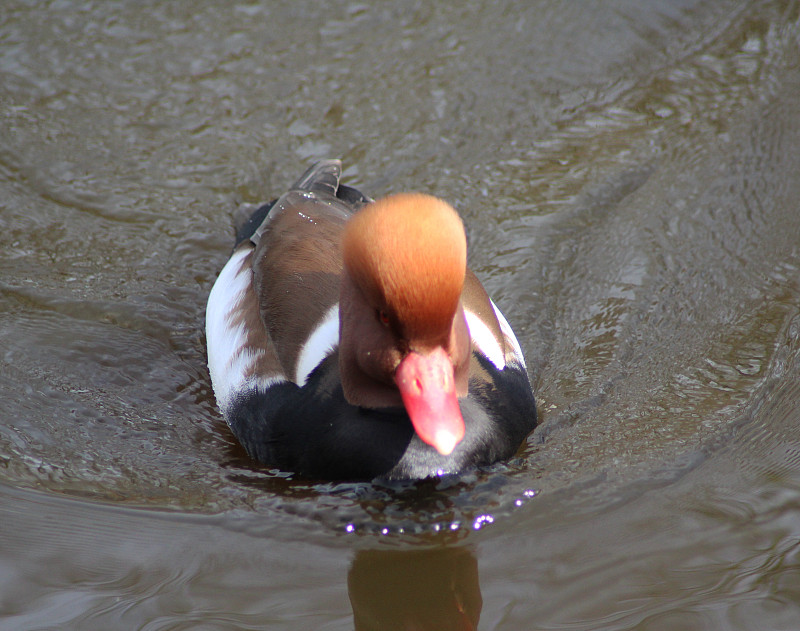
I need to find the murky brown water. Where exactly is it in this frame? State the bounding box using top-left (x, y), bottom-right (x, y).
top-left (2, 0), bottom-right (800, 628)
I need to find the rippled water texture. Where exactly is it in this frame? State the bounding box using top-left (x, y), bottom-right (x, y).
top-left (2, 1), bottom-right (800, 629)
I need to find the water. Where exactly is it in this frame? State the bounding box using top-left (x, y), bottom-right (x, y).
top-left (1, 0), bottom-right (800, 628)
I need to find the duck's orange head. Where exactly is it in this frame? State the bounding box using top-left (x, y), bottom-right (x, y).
top-left (340, 193), bottom-right (470, 455)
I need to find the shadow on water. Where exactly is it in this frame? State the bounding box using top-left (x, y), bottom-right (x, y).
top-left (349, 546), bottom-right (482, 631)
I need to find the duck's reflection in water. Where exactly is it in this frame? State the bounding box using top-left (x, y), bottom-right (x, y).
top-left (348, 546), bottom-right (481, 631)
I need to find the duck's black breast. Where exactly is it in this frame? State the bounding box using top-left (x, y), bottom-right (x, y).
top-left (225, 352), bottom-right (536, 481)
top-left (226, 354), bottom-right (414, 480)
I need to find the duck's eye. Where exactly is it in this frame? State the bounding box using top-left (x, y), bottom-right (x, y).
top-left (378, 309), bottom-right (390, 326)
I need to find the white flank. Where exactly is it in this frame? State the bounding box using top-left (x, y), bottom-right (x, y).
top-left (206, 246), bottom-right (283, 416)
top-left (465, 310), bottom-right (506, 370)
top-left (491, 300), bottom-right (527, 370)
top-left (294, 303), bottom-right (340, 385)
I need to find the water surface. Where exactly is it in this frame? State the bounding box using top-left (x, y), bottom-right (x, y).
top-left (1, 1), bottom-right (800, 629)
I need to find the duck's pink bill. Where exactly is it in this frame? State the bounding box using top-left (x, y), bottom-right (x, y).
top-left (395, 348), bottom-right (465, 456)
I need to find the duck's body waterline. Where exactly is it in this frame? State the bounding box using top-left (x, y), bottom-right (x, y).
top-left (205, 160), bottom-right (536, 480)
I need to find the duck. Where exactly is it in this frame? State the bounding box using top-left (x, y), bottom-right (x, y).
top-left (206, 160), bottom-right (536, 480)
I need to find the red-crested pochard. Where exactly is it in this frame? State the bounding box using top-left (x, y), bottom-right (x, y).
top-left (206, 160), bottom-right (536, 480)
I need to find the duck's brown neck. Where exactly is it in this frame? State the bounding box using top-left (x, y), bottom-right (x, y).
top-left (338, 272), bottom-right (471, 409)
